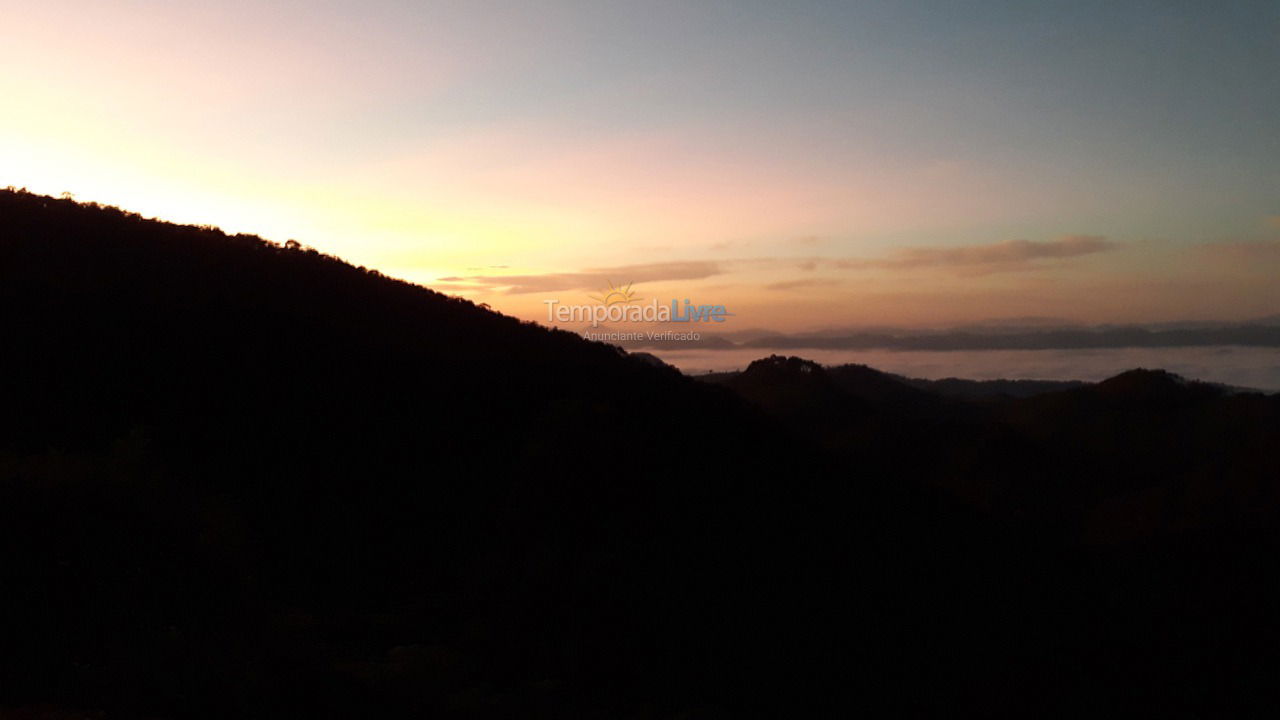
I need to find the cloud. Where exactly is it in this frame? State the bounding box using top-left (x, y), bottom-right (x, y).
top-left (1267, 216), bottom-right (1280, 230)
top-left (764, 277), bottom-right (844, 291)
top-left (838, 235), bottom-right (1113, 274)
top-left (430, 235), bottom-right (1113, 297)
top-left (1193, 239), bottom-right (1280, 266)
top-left (431, 282), bottom-right (490, 293)
top-left (713, 236), bottom-right (824, 252)
top-left (439, 260), bottom-right (722, 294)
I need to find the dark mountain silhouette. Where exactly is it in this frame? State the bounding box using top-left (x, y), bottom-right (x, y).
top-left (705, 360), bottom-right (1085, 405)
top-left (704, 357), bottom-right (1279, 539)
top-left (625, 350), bottom-right (676, 369)
top-left (2, 189), bottom-right (1279, 718)
top-left (709, 356), bottom-right (864, 421)
top-left (900, 375), bottom-right (1087, 400)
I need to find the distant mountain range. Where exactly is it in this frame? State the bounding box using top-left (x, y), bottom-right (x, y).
top-left (703, 362), bottom-right (1090, 400)
top-left (701, 356), bottom-right (1279, 542)
top-left (3, 189), bottom-right (1278, 719)
top-left (607, 320), bottom-right (1280, 352)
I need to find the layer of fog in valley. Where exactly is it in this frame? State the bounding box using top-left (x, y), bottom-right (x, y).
top-left (655, 345), bottom-right (1280, 391)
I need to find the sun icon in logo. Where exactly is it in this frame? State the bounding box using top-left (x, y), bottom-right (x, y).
top-left (589, 280), bottom-right (641, 306)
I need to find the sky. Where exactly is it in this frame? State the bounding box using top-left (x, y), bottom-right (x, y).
top-left (2, 0), bottom-right (1278, 332)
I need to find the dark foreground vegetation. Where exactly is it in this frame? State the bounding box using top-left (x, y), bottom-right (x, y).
top-left (2, 189), bottom-right (1278, 718)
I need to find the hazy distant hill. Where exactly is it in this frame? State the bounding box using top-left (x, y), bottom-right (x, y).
top-left (3, 190), bottom-right (1279, 719)
top-left (899, 375), bottom-right (1087, 399)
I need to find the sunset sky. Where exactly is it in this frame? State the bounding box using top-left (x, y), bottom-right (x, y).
top-left (3, 1), bottom-right (1278, 331)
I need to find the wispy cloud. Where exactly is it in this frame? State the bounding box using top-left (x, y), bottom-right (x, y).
top-left (709, 240), bottom-right (745, 251)
top-left (838, 235), bottom-right (1113, 275)
top-left (433, 236), bottom-right (1115, 295)
top-left (764, 277), bottom-right (844, 291)
top-left (1193, 239), bottom-right (1280, 266)
top-left (440, 260), bottom-right (722, 294)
